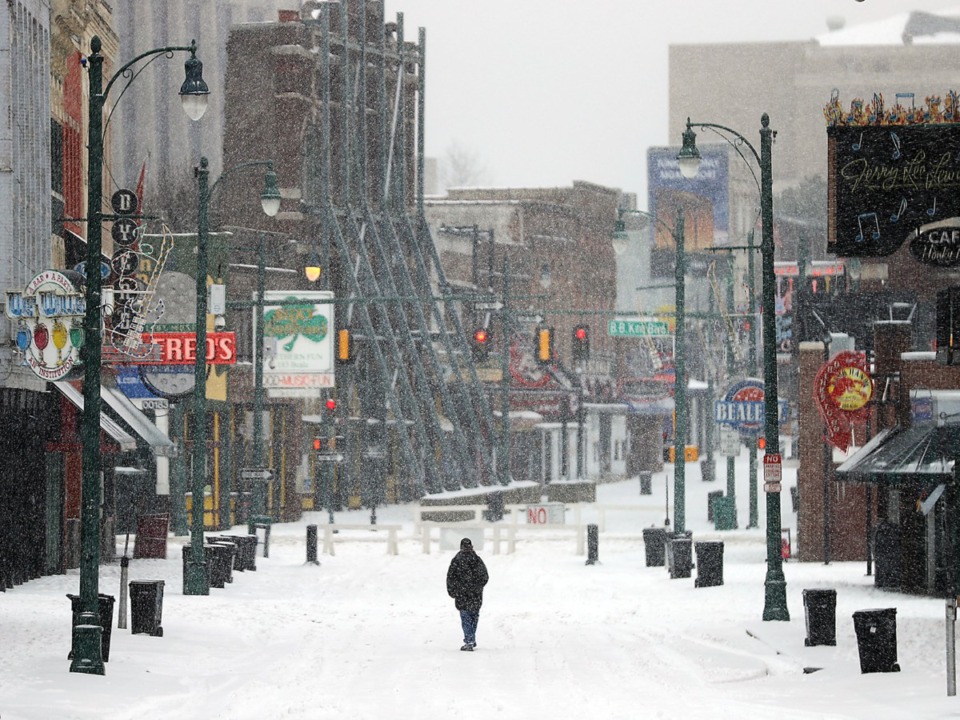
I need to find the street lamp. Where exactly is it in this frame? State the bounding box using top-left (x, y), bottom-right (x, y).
top-left (73, 35), bottom-right (209, 676)
top-left (183, 157), bottom-right (280, 596)
top-left (678, 113), bottom-right (789, 621)
top-left (613, 207), bottom-right (688, 533)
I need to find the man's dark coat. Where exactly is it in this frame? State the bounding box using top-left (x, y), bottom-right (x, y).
top-left (446, 549), bottom-right (489, 612)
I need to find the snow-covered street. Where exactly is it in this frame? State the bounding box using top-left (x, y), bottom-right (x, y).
top-left (2, 457), bottom-right (958, 719)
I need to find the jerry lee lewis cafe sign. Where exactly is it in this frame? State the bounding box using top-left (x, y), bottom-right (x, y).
top-left (827, 115), bottom-right (960, 267)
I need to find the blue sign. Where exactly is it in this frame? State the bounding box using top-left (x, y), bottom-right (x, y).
top-left (715, 379), bottom-right (789, 436)
top-left (115, 366), bottom-right (159, 400)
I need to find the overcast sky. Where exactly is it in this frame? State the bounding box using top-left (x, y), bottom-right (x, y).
top-left (383, 0), bottom-right (960, 199)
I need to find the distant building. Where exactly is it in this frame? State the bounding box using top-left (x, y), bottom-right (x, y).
top-left (111, 0), bottom-right (290, 211)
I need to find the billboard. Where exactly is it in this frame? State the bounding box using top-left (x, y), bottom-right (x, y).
top-left (647, 145), bottom-right (730, 255)
top-left (260, 291), bottom-right (335, 397)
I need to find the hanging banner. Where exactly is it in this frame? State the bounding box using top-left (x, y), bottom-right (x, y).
top-left (814, 349), bottom-right (873, 451)
top-left (260, 290), bottom-right (335, 397)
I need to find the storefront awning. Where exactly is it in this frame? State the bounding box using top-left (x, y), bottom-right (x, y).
top-left (100, 386), bottom-right (176, 457)
top-left (835, 424), bottom-right (960, 486)
top-left (52, 381), bottom-right (137, 452)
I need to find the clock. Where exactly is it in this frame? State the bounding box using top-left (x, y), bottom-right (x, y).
top-left (137, 271), bottom-right (198, 399)
top-left (139, 364), bottom-right (195, 399)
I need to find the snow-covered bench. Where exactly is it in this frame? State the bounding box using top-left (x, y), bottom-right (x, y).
top-left (321, 524), bottom-right (401, 556)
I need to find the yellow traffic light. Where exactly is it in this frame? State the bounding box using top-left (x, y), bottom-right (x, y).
top-left (536, 326), bottom-right (553, 365)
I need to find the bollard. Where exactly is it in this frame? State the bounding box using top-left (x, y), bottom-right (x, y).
top-left (117, 555), bottom-right (129, 629)
top-left (585, 524), bottom-right (599, 565)
top-left (306, 525), bottom-right (319, 565)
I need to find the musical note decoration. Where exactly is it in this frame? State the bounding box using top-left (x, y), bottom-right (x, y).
top-left (855, 212), bottom-right (881, 244)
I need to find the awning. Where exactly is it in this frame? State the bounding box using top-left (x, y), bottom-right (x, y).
top-left (100, 386), bottom-right (176, 457)
top-left (52, 381), bottom-right (137, 452)
top-left (835, 424), bottom-right (960, 486)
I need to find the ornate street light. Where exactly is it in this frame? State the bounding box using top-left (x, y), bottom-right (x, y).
top-left (184, 157), bottom-right (280, 596)
top-left (613, 207), bottom-right (688, 533)
top-left (73, 35), bottom-right (209, 676)
top-left (678, 113), bottom-right (789, 621)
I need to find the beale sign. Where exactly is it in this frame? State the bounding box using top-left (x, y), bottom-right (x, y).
top-left (715, 379), bottom-right (789, 437)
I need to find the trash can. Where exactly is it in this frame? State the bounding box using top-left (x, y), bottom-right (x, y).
top-left (642, 527), bottom-right (667, 567)
top-left (639, 471), bottom-right (653, 496)
top-left (707, 490), bottom-right (723, 521)
top-left (666, 532), bottom-right (693, 579)
top-left (206, 543), bottom-right (234, 588)
top-left (803, 589), bottom-right (837, 646)
top-left (66, 593), bottom-right (115, 662)
top-left (694, 542), bottom-right (724, 588)
top-left (852, 608), bottom-right (899, 673)
top-left (225, 534), bottom-right (257, 572)
top-left (129, 580), bottom-right (164, 637)
top-left (874, 523), bottom-right (901, 590)
top-left (712, 496), bottom-right (736, 531)
top-left (484, 491), bottom-right (504, 522)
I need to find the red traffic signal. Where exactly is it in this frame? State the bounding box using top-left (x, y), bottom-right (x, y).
top-left (325, 398), bottom-right (337, 412)
top-left (471, 327), bottom-right (491, 361)
top-left (572, 324), bottom-right (590, 366)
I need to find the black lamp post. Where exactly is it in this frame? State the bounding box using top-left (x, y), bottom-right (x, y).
top-left (183, 158), bottom-right (281, 596)
top-left (613, 207), bottom-right (687, 533)
top-left (72, 35), bottom-right (209, 675)
top-left (677, 113), bottom-right (789, 621)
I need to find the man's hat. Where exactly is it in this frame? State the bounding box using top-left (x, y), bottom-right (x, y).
top-left (460, 538), bottom-right (473, 550)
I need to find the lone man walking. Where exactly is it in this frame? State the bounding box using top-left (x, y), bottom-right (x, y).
top-left (446, 537), bottom-right (489, 651)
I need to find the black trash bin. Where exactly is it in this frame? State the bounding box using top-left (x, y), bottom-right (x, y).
top-left (484, 491), bottom-right (504, 522)
top-left (205, 543), bottom-right (232, 589)
top-left (639, 471), bottom-right (653, 495)
top-left (694, 542), bottom-right (724, 588)
top-left (129, 580), bottom-right (165, 637)
top-left (666, 533), bottom-right (693, 579)
top-left (225, 534), bottom-right (257, 571)
top-left (642, 527), bottom-right (667, 567)
top-left (66, 593), bottom-right (115, 662)
top-left (852, 608), bottom-right (899, 673)
top-left (802, 589), bottom-right (837, 646)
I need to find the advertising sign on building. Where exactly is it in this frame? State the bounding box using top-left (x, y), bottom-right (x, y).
top-left (814, 350), bottom-right (873, 452)
top-left (715, 378), bottom-right (789, 437)
top-left (260, 291), bottom-right (335, 397)
top-left (825, 91), bottom-right (960, 262)
top-left (5, 270), bottom-right (85, 381)
top-left (647, 145), bottom-right (730, 277)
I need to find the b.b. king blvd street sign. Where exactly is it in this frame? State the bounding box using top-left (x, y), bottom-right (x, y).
top-left (608, 317), bottom-right (670, 338)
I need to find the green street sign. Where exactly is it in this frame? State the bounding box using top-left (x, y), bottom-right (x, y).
top-left (607, 318), bottom-right (670, 338)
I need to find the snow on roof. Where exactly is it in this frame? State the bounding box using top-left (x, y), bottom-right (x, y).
top-left (817, 8), bottom-right (960, 46)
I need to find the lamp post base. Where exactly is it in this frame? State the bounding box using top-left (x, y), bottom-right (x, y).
top-left (762, 576), bottom-right (790, 621)
top-left (69, 622), bottom-right (105, 675)
top-left (183, 560), bottom-right (210, 596)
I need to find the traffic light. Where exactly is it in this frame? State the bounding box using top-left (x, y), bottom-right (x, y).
top-left (535, 326), bottom-right (554, 366)
top-left (471, 327), bottom-right (491, 362)
top-left (572, 324), bottom-right (590, 366)
top-left (336, 327), bottom-right (354, 364)
top-left (325, 398), bottom-right (337, 413)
